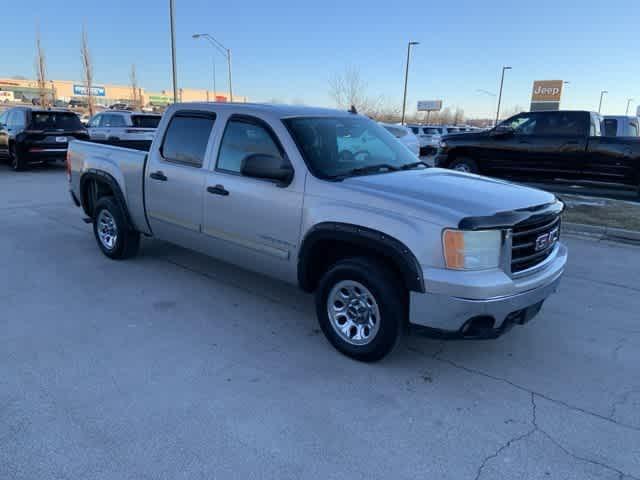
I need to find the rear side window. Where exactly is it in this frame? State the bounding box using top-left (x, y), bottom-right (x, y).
top-left (102, 114), bottom-right (127, 128)
top-left (131, 115), bottom-right (161, 128)
top-left (217, 117), bottom-right (284, 174)
top-left (629, 122), bottom-right (639, 137)
top-left (30, 112), bottom-right (81, 130)
top-left (603, 119), bottom-right (617, 137)
top-left (161, 113), bottom-right (215, 167)
top-left (534, 112), bottom-right (585, 136)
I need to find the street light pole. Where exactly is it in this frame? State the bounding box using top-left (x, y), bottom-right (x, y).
top-left (169, 0), bottom-right (178, 104)
top-left (495, 66), bottom-right (512, 126)
top-left (401, 41), bottom-right (419, 125)
top-left (626, 98), bottom-right (633, 116)
top-left (598, 90), bottom-right (608, 114)
top-left (193, 33), bottom-right (233, 102)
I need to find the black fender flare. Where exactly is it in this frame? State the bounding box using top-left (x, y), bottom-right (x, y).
top-left (79, 170), bottom-right (134, 230)
top-left (298, 222), bottom-right (425, 293)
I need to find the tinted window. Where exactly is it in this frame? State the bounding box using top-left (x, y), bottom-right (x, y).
top-left (533, 112), bottom-right (584, 136)
top-left (629, 122), bottom-right (639, 137)
top-left (410, 127), bottom-right (419, 134)
top-left (88, 114), bottom-right (102, 128)
top-left (503, 114), bottom-right (537, 135)
top-left (217, 118), bottom-right (283, 173)
top-left (131, 115), bottom-right (161, 128)
top-left (603, 119), bottom-right (618, 137)
top-left (12, 110), bottom-right (27, 128)
top-left (102, 114), bottom-right (127, 128)
top-left (161, 114), bottom-right (215, 167)
top-left (425, 128), bottom-right (440, 135)
top-left (31, 111), bottom-right (83, 130)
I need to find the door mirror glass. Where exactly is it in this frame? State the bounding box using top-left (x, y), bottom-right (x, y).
top-left (240, 153), bottom-right (293, 184)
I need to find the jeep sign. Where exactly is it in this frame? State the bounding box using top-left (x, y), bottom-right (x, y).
top-left (530, 80), bottom-right (563, 112)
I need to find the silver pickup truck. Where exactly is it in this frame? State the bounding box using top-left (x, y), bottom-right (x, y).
top-left (67, 103), bottom-right (567, 361)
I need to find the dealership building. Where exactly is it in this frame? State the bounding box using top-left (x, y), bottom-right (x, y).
top-left (0, 77), bottom-right (244, 106)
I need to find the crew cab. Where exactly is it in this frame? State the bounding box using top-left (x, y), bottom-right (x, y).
top-left (67, 103), bottom-right (567, 361)
top-left (435, 110), bottom-right (640, 195)
top-left (603, 116), bottom-right (640, 137)
top-left (0, 107), bottom-right (89, 171)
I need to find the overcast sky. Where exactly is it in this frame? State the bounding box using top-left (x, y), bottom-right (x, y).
top-left (1, 0), bottom-right (638, 118)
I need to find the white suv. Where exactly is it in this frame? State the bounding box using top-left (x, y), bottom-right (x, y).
top-left (87, 111), bottom-right (161, 144)
top-left (408, 125), bottom-right (443, 154)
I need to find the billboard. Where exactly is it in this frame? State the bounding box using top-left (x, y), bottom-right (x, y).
top-left (417, 100), bottom-right (443, 112)
top-left (73, 84), bottom-right (106, 97)
top-left (530, 80), bottom-right (563, 112)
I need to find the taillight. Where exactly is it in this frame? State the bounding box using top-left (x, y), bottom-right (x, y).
top-left (65, 150), bottom-right (72, 183)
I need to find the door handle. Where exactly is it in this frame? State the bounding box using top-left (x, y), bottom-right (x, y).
top-left (150, 171), bottom-right (168, 181)
top-left (207, 185), bottom-right (229, 196)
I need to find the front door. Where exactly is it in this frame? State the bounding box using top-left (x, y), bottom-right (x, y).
top-left (202, 114), bottom-right (303, 283)
top-left (144, 111), bottom-right (216, 245)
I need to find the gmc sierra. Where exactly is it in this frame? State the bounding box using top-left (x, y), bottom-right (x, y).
top-left (67, 103), bottom-right (567, 361)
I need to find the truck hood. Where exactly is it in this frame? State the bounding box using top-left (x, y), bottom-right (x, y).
top-left (340, 168), bottom-right (556, 224)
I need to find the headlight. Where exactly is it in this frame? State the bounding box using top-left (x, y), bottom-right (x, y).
top-left (443, 229), bottom-right (502, 270)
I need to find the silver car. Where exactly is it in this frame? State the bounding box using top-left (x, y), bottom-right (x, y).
top-left (87, 111), bottom-right (161, 143)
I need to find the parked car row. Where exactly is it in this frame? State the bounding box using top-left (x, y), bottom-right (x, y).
top-left (408, 124), bottom-right (485, 155)
top-left (0, 107), bottom-right (161, 170)
top-left (66, 102), bottom-right (567, 361)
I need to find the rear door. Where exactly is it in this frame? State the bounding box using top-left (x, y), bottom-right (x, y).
top-left (87, 114), bottom-right (104, 140)
top-left (144, 110), bottom-right (216, 245)
top-left (585, 115), bottom-right (638, 186)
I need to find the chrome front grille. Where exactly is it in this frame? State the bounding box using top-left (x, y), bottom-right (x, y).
top-left (511, 213), bottom-right (561, 274)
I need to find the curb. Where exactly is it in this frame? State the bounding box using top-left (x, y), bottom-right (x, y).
top-left (563, 222), bottom-right (640, 245)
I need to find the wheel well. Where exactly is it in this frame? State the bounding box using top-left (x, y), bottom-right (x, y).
top-left (298, 224), bottom-right (425, 294)
top-left (81, 177), bottom-right (115, 218)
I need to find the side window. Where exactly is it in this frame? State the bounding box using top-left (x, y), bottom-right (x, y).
top-left (217, 118), bottom-right (284, 174)
top-left (88, 115), bottom-right (102, 128)
top-left (629, 122), bottom-right (639, 137)
top-left (110, 115), bottom-right (126, 127)
top-left (13, 110), bottom-right (26, 128)
top-left (603, 119), bottom-right (617, 137)
top-left (161, 113), bottom-right (215, 167)
top-left (0, 110), bottom-right (8, 126)
top-left (505, 114), bottom-right (537, 135)
top-left (410, 127), bottom-right (419, 134)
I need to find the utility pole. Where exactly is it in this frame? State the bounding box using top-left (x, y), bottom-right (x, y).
top-left (495, 66), bottom-right (512, 126)
top-left (169, 0), bottom-right (178, 103)
top-left (598, 90), bottom-right (608, 114)
top-left (401, 41), bottom-right (419, 125)
top-left (626, 98), bottom-right (633, 116)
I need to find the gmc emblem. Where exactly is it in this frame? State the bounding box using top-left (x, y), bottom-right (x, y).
top-left (535, 227), bottom-right (559, 252)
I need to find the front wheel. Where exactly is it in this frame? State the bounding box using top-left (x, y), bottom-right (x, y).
top-left (449, 157), bottom-right (479, 174)
top-left (315, 257), bottom-right (405, 362)
top-left (92, 197), bottom-right (140, 260)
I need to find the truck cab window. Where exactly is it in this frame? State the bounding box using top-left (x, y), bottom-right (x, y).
top-left (217, 119), bottom-right (284, 174)
top-left (161, 114), bottom-right (215, 167)
top-left (505, 114), bottom-right (537, 135)
top-left (603, 119), bottom-right (617, 137)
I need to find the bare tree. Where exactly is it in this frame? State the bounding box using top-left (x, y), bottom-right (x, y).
top-left (35, 28), bottom-right (47, 107)
top-left (80, 26), bottom-right (95, 116)
top-left (328, 66), bottom-right (383, 114)
top-left (453, 107), bottom-right (465, 125)
top-left (130, 64), bottom-right (139, 110)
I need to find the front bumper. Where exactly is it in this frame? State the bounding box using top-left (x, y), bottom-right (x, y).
top-left (409, 243), bottom-right (567, 336)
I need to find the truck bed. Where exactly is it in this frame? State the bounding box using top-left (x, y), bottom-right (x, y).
top-left (67, 139), bottom-right (152, 235)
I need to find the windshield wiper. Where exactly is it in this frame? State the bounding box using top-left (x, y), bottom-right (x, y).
top-left (348, 164), bottom-right (400, 175)
top-left (399, 161), bottom-right (430, 170)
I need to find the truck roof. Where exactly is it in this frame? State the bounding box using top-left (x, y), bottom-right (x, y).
top-left (168, 102), bottom-right (356, 119)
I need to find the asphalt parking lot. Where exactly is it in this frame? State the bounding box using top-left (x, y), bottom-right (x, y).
top-left (1, 164), bottom-right (639, 480)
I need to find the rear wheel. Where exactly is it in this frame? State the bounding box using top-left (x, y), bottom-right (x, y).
top-left (92, 197), bottom-right (140, 260)
top-left (315, 257), bottom-right (405, 362)
top-left (449, 157), bottom-right (479, 174)
top-left (9, 144), bottom-right (27, 171)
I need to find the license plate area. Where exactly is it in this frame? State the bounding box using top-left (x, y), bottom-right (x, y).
top-left (55, 136), bottom-right (67, 143)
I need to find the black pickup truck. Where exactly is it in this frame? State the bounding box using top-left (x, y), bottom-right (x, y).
top-left (435, 110), bottom-right (640, 194)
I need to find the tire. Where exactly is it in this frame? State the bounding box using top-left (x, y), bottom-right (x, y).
top-left (9, 144), bottom-right (27, 171)
top-left (315, 257), bottom-right (406, 362)
top-left (92, 197), bottom-right (140, 260)
top-left (449, 157), bottom-right (479, 174)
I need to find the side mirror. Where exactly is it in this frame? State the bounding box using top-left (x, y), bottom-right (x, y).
top-left (240, 153), bottom-right (293, 185)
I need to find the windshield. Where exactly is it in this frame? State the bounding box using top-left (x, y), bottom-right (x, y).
top-left (131, 115), bottom-right (161, 128)
top-left (283, 116), bottom-right (418, 179)
top-left (30, 112), bottom-right (83, 130)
